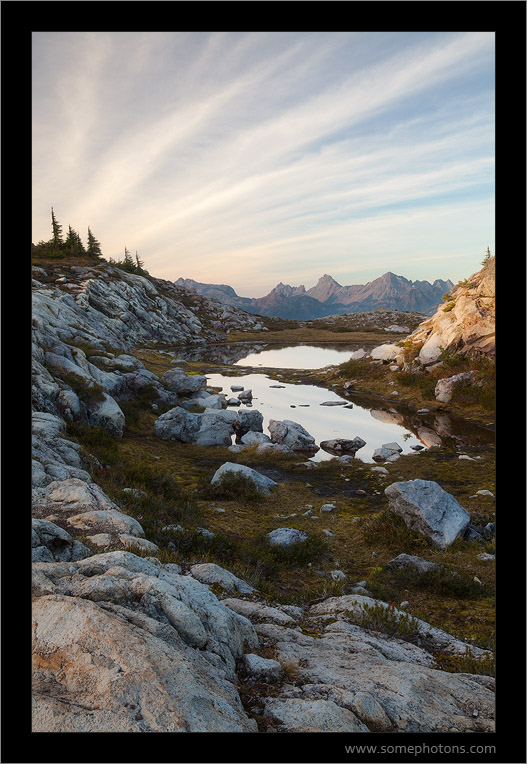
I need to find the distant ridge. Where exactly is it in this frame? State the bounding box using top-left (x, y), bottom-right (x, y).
top-left (175, 273), bottom-right (454, 320)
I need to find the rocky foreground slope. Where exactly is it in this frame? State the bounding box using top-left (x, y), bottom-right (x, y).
top-left (31, 262), bottom-right (494, 733)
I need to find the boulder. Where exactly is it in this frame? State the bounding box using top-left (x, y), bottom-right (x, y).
top-left (87, 393), bottom-right (125, 438)
top-left (153, 406), bottom-right (201, 442)
top-left (222, 599), bottom-right (295, 627)
top-left (385, 480), bottom-right (470, 550)
top-left (32, 518), bottom-right (90, 562)
top-left (211, 462), bottom-right (278, 495)
top-left (268, 419), bottom-right (319, 454)
top-left (161, 368), bottom-right (207, 394)
top-left (233, 409), bottom-right (263, 436)
top-left (240, 431), bottom-right (272, 446)
top-left (243, 654), bottom-right (283, 681)
top-left (237, 389), bottom-right (253, 402)
top-left (385, 554), bottom-right (439, 574)
top-left (190, 563), bottom-right (254, 595)
top-left (320, 437), bottom-right (366, 455)
top-left (267, 528), bottom-right (308, 547)
top-left (381, 442), bottom-right (402, 453)
top-left (370, 344), bottom-right (399, 362)
top-left (195, 410), bottom-right (237, 446)
top-left (372, 447), bottom-right (400, 462)
top-left (434, 372), bottom-right (474, 403)
top-left (349, 349), bottom-right (369, 360)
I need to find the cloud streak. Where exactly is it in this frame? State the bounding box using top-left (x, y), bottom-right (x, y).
top-left (32, 32), bottom-right (494, 295)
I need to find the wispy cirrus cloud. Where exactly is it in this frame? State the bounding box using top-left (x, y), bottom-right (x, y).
top-left (32, 31), bottom-right (494, 294)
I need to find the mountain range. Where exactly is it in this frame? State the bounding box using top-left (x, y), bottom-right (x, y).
top-left (175, 272), bottom-right (454, 320)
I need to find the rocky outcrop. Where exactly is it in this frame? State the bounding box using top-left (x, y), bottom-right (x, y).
top-left (32, 552), bottom-right (259, 732)
top-left (405, 257), bottom-right (495, 365)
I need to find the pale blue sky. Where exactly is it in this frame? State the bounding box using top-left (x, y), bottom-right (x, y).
top-left (32, 31), bottom-right (494, 296)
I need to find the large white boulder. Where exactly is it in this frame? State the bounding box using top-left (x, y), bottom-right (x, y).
top-left (385, 479), bottom-right (470, 550)
top-left (370, 344), bottom-right (399, 362)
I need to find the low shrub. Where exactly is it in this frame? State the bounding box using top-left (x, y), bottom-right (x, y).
top-left (358, 510), bottom-right (429, 554)
top-left (366, 563), bottom-right (488, 602)
top-left (433, 647), bottom-right (495, 677)
top-left (58, 373), bottom-right (106, 406)
top-left (200, 471), bottom-right (264, 505)
top-left (347, 600), bottom-right (421, 643)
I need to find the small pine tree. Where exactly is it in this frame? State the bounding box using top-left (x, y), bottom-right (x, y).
top-left (51, 207), bottom-right (63, 246)
top-left (86, 227), bottom-right (103, 259)
top-left (481, 246), bottom-right (492, 265)
top-left (65, 225), bottom-right (86, 257)
top-left (123, 246), bottom-right (134, 269)
top-left (135, 251), bottom-right (145, 272)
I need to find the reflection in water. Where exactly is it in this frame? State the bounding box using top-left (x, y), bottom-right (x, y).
top-left (172, 343), bottom-right (493, 460)
top-left (234, 343), bottom-right (375, 369)
top-left (174, 342), bottom-right (378, 369)
top-left (204, 372), bottom-right (493, 463)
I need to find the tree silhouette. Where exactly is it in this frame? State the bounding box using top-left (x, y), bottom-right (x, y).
top-left (87, 227), bottom-right (103, 259)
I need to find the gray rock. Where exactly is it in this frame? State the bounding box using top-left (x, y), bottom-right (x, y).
top-left (190, 563), bottom-right (254, 595)
top-left (263, 698), bottom-right (369, 732)
top-left (211, 462), bottom-right (278, 495)
top-left (154, 406), bottom-right (201, 442)
top-left (237, 389), bottom-right (253, 401)
top-left (161, 368), bottom-right (207, 394)
top-left (434, 372), bottom-right (474, 403)
top-left (372, 447), bottom-right (400, 462)
top-left (222, 599), bottom-right (295, 627)
top-left (87, 393), bottom-right (125, 438)
top-left (385, 480), bottom-right (470, 550)
top-left (320, 437), bottom-right (366, 455)
top-left (240, 431), bottom-right (271, 446)
top-left (243, 654), bottom-right (283, 681)
top-left (268, 419), bottom-right (319, 454)
top-left (267, 528), bottom-right (308, 547)
top-left (32, 518), bottom-right (90, 562)
top-left (233, 409), bottom-right (263, 436)
top-left (381, 442), bottom-right (402, 453)
top-left (386, 554), bottom-right (439, 574)
top-left (195, 410), bottom-right (237, 446)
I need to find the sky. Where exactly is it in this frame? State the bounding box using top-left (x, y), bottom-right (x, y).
top-left (32, 31), bottom-right (495, 297)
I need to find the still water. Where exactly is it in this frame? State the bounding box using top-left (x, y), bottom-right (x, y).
top-left (233, 344), bottom-right (371, 369)
top-left (205, 371), bottom-right (424, 463)
top-left (172, 343), bottom-right (492, 462)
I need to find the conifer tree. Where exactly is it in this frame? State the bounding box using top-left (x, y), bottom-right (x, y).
top-left (123, 246), bottom-right (134, 269)
top-left (51, 207), bottom-right (63, 247)
top-left (86, 227), bottom-right (103, 259)
top-left (65, 225), bottom-right (86, 257)
top-left (135, 250), bottom-right (145, 272)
